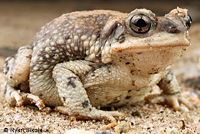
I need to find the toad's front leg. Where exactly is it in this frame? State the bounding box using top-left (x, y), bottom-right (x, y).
top-left (53, 60), bottom-right (124, 122)
top-left (146, 69), bottom-right (193, 111)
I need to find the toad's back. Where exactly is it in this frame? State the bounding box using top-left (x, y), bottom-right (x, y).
top-left (31, 10), bottom-right (125, 62)
top-left (29, 10), bottom-right (125, 106)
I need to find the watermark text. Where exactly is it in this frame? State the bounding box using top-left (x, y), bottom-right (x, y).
top-left (3, 127), bottom-right (42, 133)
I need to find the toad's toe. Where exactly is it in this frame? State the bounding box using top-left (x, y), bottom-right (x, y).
top-left (145, 93), bottom-right (193, 111)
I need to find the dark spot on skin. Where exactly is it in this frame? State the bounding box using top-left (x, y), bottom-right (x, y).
top-left (26, 55), bottom-right (32, 59)
top-left (89, 108), bottom-right (92, 111)
top-left (128, 90), bottom-right (131, 93)
top-left (82, 100), bottom-right (89, 108)
top-left (131, 70), bottom-right (135, 75)
top-left (136, 89), bottom-right (141, 92)
top-left (149, 72), bottom-right (158, 75)
top-left (150, 68), bottom-right (159, 74)
top-left (4, 86), bottom-right (7, 94)
top-left (10, 76), bottom-right (13, 79)
top-left (126, 62), bottom-right (130, 65)
top-left (125, 96), bottom-right (131, 99)
top-left (132, 80), bottom-right (135, 86)
top-left (39, 93), bottom-right (43, 97)
top-left (107, 66), bottom-right (111, 73)
top-left (137, 52), bottom-right (142, 54)
top-left (67, 77), bottom-right (77, 88)
top-left (63, 97), bottom-right (66, 101)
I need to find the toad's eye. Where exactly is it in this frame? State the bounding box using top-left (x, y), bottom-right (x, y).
top-left (130, 14), bottom-right (152, 34)
top-left (185, 14), bottom-right (192, 30)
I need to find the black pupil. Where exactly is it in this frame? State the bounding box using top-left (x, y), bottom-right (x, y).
top-left (135, 19), bottom-right (147, 27)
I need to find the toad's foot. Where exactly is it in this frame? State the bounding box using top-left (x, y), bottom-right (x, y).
top-left (152, 69), bottom-right (193, 111)
top-left (145, 93), bottom-right (193, 111)
top-left (55, 106), bottom-right (124, 122)
top-left (5, 84), bottom-right (45, 110)
top-left (5, 84), bottom-right (23, 107)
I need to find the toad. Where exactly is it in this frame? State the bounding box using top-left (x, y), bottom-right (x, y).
top-left (3, 7), bottom-right (193, 122)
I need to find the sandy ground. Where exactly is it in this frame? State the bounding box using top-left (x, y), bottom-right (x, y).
top-left (0, 1), bottom-right (200, 134)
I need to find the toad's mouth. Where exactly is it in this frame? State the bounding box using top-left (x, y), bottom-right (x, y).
top-left (112, 32), bottom-right (190, 52)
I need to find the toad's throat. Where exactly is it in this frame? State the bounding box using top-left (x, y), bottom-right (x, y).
top-left (113, 45), bottom-right (187, 74)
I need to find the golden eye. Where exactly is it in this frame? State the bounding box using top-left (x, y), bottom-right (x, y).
top-left (185, 14), bottom-right (192, 30)
top-left (130, 14), bottom-right (152, 34)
